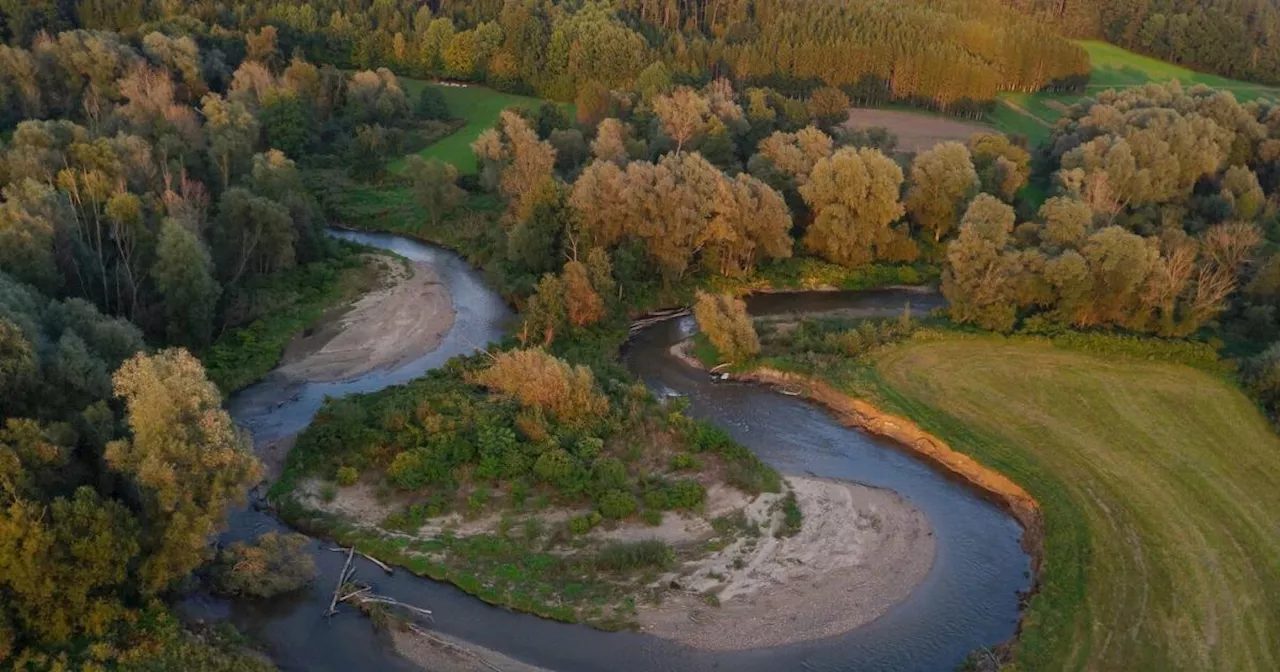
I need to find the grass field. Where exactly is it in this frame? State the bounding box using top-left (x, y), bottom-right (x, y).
top-left (988, 41), bottom-right (1280, 145)
top-left (393, 79), bottom-right (559, 173)
top-left (801, 335), bottom-right (1280, 670)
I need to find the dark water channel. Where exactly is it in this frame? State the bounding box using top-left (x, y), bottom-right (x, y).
top-left (190, 231), bottom-right (1030, 672)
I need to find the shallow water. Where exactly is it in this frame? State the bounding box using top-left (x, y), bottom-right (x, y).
top-left (197, 232), bottom-right (1030, 671)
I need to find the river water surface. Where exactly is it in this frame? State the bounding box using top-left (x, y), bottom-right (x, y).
top-left (197, 231), bottom-right (1030, 671)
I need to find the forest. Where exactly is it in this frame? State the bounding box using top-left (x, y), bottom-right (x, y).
top-left (1, 0), bottom-right (1089, 119)
top-left (3, 0), bottom-right (1280, 669)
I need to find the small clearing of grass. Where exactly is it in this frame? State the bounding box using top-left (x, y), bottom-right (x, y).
top-left (392, 80), bottom-right (563, 173)
top-left (1081, 40), bottom-right (1280, 96)
top-left (988, 41), bottom-right (1280, 145)
top-left (790, 334), bottom-right (1280, 670)
top-left (201, 248), bottom-right (382, 393)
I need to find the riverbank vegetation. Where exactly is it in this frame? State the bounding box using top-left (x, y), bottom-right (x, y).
top-left (270, 343), bottom-right (785, 626)
top-left (685, 69), bottom-right (1280, 669)
top-left (0, 27), bottom-right (424, 667)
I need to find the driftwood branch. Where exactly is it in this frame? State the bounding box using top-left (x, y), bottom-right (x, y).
top-left (327, 547), bottom-right (394, 574)
top-left (353, 595), bottom-right (434, 619)
top-left (338, 585), bottom-right (372, 603)
top-left (358, 551), bottom-right (394, 574)
top-left (326, 546), bottom-right (356, 616)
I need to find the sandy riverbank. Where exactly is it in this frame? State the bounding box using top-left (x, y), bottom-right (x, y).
top-left (670, 339), bottom-right (1044, 571)
top-left (637, 476), bottom-right (934, 650)
top-left (300, 472), bottom-right (935, 655)
top-left (390, 627), bottom-right (551, 672)
top-left (274, 255), bottom-right (455, 383)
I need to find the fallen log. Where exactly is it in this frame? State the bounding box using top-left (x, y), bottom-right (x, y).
top-left (327, 547), bottom-right (394, 574)
top-left (354, 595), bottom-right (433, 620)
top-left (326, 547), bottom-right (356, 616)
top-left (358, 551), bottom-right (394, 574)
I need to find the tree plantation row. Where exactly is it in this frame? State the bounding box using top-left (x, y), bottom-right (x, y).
top-left (2, 0), bottom-right (1089, 124)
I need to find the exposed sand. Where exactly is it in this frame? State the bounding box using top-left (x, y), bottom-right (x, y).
top-left (300, 471), bottom-right (934, 653)
top-left (844, 108), bottom-right (992, 153)
top-left (390, 627), bottom-right (550, 672)
top-left (274, 256), bottom-right (455, 383)
top-left (637, 476), bottom-right (934, 650)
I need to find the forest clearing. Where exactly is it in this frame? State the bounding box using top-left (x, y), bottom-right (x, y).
top-left (843, 108), bottom-right (993, 153)
top-left (393, 80), bottom-right (560, 173)
top-left (988, 41), bottom-right (1280, 143)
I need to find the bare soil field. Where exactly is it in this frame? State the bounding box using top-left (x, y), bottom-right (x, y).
top-left (844, 108), bottom-right (992, 152)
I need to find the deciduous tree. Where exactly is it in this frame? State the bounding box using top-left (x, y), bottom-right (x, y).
top-left (405, 156), bottom-right (464, 229)
top-left (905, 142), bottom-right (979, 242)
top-left (105, 349), bottom-right (262, 596)
top-left (693, 291), bottom-right (759, 363)
top-left (152, 219), bottom-right (220, 348)
top-left (800, 147), bottom-right (911, 267)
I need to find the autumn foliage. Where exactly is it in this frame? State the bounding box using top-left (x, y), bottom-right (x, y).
top-left (693, 291), bottom-right (760, 363)
top-left (469, 349), bottom-right (610, 428)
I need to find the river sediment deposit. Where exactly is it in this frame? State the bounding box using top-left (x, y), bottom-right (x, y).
top-left (637, 476), bottom-right (934, 650)
top-left (205, 232), bottom-right (1032, 672)
top-left (275, 255), bottom-right (455, 383)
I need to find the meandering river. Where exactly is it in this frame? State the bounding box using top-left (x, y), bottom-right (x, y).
top-left (192, 231), bottom-right (1030, 671)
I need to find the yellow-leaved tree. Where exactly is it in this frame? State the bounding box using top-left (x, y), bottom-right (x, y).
top-left (105, 349), bottom-right (262, 596)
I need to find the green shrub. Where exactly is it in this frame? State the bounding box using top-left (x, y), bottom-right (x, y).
top-left (534, 448), bottom-right (575, 486)
top-left (685, 422), bottom-right (733, 453)
top-left (598, 489), bottom-right (637, 519)
top-left (669, 453), bottom-right (700, 471)
top-left (775, 491), bottom-right (803, 538)
top-left (664, 479), bottom-right (706, 510)
top-left (468, 487), bottom-right (491, 514)
top-left (320, 484), bottom-right (337, 502)
top-left (642, 510), bottom-right (663, 526)
top-left (574, 436), bottom-right (604, 461)
top-left (595, 540), bottom-right (672, 572)
top-left (568, 512), bottom-right (602, 535)
top-left (643, 489), bottom-right (668, 510)
top-left (335, 466), bottom-right (359, 486)
top-left (591, 457), bottom-right (628, 494)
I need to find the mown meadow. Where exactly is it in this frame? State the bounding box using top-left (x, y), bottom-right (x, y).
top-left (752, 323), bottom-right (1280, 671)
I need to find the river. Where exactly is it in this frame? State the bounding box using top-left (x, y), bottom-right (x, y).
top-left (191, 231), bottom-right (1030, 671)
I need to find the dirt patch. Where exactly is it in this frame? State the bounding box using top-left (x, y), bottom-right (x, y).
top-left (390, 627), bottom-right (550, 672)
top-left (844, 108), bottom-right (992, 153)
top-left (275, 256), bottom-right (455, 383)
top-left (637, 476), bottom-right (934, 650)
